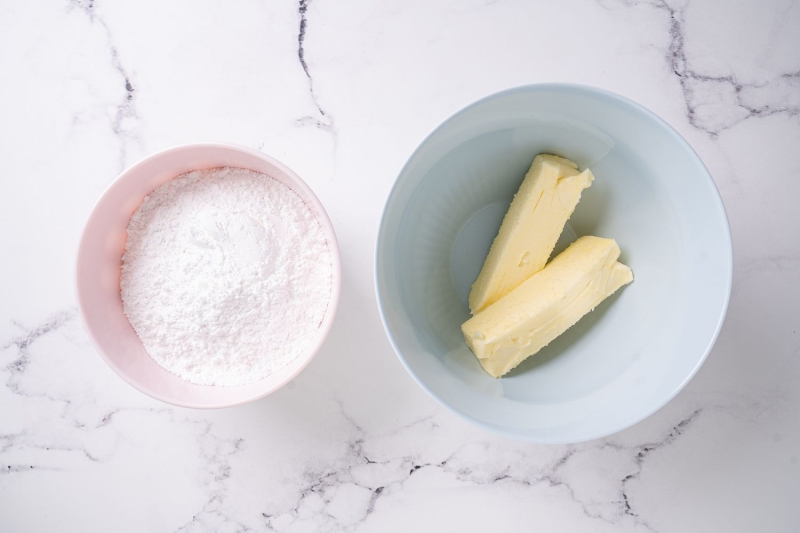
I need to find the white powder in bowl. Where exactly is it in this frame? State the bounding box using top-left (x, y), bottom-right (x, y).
top-left (120, 167), bottom-right (333, 386)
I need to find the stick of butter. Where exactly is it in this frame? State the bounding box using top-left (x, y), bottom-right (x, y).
top-left (468, 154), bottom-right (594, 314)
top-left (462, 236), bottom-right (633, 378)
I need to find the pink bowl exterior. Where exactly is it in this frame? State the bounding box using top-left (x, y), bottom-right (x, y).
top-left (75, 143), bottom-right (342, 408)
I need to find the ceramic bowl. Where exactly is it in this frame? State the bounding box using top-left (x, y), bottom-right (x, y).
top-left (76, 143), bottom-right (341, 408)
top-left (375, 84), bottom-right (732, 442)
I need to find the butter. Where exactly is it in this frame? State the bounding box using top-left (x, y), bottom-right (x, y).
top-left (462, 236), bottom-right (633, 378)
top-left (468, 154), bottom-right (594, 314)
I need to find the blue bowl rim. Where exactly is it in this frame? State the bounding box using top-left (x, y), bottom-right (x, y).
top-left (374, 82), bottom-right (733, 443)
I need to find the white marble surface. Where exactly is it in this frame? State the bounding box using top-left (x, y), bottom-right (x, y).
top-left (1, 0), bottom-right (799, 530)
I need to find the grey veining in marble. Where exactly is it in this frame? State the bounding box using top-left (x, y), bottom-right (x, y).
top-left (1, 0), bottom-right (798, 531)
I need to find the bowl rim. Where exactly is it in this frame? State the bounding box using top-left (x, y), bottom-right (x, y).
top-left (374, 83), bottom-right (733, 443)
top-left (75, 142), bottom-right (342, 409)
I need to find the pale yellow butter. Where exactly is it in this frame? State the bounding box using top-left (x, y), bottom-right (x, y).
top-left (468, 154), bottom-right (594, 314)
top-left (462, 236), bottom-right (633, 378)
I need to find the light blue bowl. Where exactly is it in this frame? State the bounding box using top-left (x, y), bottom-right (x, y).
top-left (375, 84), bottom-right (732, 443)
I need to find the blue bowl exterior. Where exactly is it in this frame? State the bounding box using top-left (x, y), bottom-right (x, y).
top-left (375, 84), bottom-right (732, 443)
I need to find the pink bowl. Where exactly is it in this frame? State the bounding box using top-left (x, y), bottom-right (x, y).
top-left (76, 143), bottom-right (341, 408)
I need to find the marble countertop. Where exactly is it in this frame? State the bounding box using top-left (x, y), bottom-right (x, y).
top-left (2, 0), bottom-right (799, 531)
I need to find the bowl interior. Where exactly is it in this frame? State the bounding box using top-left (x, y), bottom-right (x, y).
top-left (376, 85), bottom-right (731, 442)
top-left (76, 144), bottom-right (340, 408)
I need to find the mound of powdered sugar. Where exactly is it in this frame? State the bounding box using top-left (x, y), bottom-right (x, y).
top-left (120, 167), bottom-right (333, 386)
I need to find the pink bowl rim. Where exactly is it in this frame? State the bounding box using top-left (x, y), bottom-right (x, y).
top-left (75, 142), bottom-right (342, 408)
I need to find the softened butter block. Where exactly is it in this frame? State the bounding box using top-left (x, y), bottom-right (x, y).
top-left (462, 236), bottom-right (633, 378)
top-left (468, 154), bottom-right (594, 314)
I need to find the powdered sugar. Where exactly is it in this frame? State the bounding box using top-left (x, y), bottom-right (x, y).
top-left (120, 167), bottom-right (333, 386)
